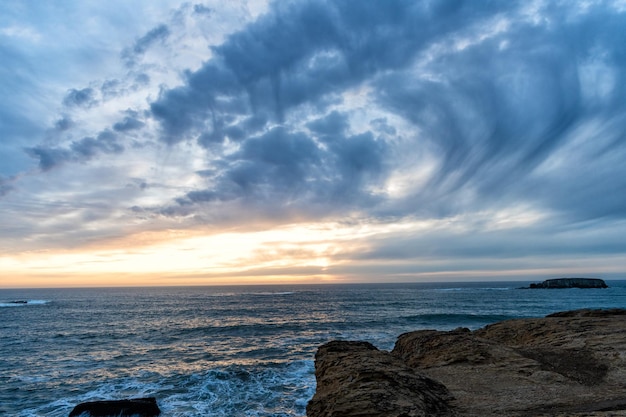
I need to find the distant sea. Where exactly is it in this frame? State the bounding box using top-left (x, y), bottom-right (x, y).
top-left (2, 281), bottom-right (625, 417)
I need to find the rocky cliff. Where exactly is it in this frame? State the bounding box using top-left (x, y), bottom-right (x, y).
top-left (307, 309), bottom-right (626, 417)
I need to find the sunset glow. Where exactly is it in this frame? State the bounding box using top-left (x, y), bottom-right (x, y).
top-left (2, 0), bottom-right (626, 288)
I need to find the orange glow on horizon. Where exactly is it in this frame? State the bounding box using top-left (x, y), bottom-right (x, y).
top-left (2, 214), bottom-right (624, 289)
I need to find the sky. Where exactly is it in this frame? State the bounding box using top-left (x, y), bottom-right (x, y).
top-left (1, 0), bottom-right (626, 288)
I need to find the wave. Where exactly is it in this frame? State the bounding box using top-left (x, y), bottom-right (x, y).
top-left (13, 361), bottom-right (315, 417)
top-left (197, 291), bottom-right (297, 298)
top-left (0, 299), bottom-right (49, 307)
top-left (249, 291), bottom-right (297, 296)
top-left (432, 287), bottom-right (513, 292)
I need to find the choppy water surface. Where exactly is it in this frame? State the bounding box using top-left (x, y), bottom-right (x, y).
top-left (1, 281), bottom-right (625, 416)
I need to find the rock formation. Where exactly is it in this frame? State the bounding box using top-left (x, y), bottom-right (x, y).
top-left (527, 277), bottom-right (608, 289)
top-left (306, 341), bottom-right (456, 417)
top-left (68, 397), bottom-right (160, 417)
top-left (307, 309), bottom-right (626, 417)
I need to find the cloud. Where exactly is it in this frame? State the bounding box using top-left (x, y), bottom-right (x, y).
top-left (147, 1), bottom-right (510, 214)
top-left (71, 131), bottom-right (124, 158)
top-left (25, 146), bottom-right (73, 171)
top-left (122, 23), bottom-right (171, 66)
top-left (370, 2), bottom-right (626, 222)
top-left (5, 0), bottom-right (626, 283)
top-left (63, 87), bottom-right (98, 108)
top-left (55, 116), bottom-right (73, 131)
top-left (306, 110), bottom-right (349, 137)
top-left (151, 0), bottom-right (423, 143)
top-left (0, 37), bottom-right (53, 175)
top-left (26, 130), bottom-right (124, 170)
top-left (169, 116), bottom-right (390, 220)
top-left (193, 4), bottom-right (213, 15)
top-left (144, 0), bottom-right (626, 231)
top-left (113, 112), bottom-right (146, 132)
top-left (0, 177), bottom-right (13, 197)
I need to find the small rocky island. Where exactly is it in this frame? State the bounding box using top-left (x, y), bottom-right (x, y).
top-left (526, 277), bottom-right (608, 289)
top-left (307, 308), bottom-right (626, 417)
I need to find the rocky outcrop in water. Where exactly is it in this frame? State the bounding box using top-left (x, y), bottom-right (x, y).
top-left (68, 397), bottom-right (160, 417)
top-left (527, 277), bottom-right (608, 289)
top-left (307, 309), bottom-right (626, 417)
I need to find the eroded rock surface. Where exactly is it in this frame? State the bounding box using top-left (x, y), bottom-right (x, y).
top-left (308, 309), bottom-right (626, 417)
top-left (306, 340), bottom-right (456, 417)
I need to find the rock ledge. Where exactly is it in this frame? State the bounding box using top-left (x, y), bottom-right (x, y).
top-left (307, 309), bottom-right (626, 417)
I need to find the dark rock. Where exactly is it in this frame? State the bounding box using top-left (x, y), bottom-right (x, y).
top-left (546, 308), bottom-right (626, 318)
top-left (516, 347), bottom-right (609, 385)
top-left (68, 397), bottom-right (160, 417)
top-left (306, 340), bottom-right (456, 417)
top-left (527, 277), bottom-right (608, 289)
top-left (308, 309), bottom-right (626, 417)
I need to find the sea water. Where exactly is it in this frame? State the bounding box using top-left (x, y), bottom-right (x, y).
top-left (1, 281), bottom-right (625, 416)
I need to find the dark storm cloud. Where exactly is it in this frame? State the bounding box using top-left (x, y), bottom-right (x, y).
top-left (175, 123), bottom-right (389, 213)
top-left (232, 127), bottom-right (321, 189)
top-left (152, 0), bottom-right (482, 142)
top-left (150, 62), bottom-right (241, 144)
top-left (148, 0), bottom-right (626, 226)
top-left (151, 0), bottom-right (460, 212)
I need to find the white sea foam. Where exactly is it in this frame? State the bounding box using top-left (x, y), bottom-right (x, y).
top-left (14, 378), bottom-right (166, 417)
top-left (0, 299), bottom-right (49, 307)
top-left (250, 291), bottom-right (297, 296)
top-left (27, 299), bottom-right (49, 304)
top-left (16, 361), bottom-right (316, 417)
top-left (157, 360), bottom-right (314, 417)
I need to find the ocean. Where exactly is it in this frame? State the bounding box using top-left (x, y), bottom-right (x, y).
top-left (1, 281), bottom-right (625, 417)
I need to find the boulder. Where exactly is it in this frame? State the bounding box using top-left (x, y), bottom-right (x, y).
top-left (68, 397), bottom-right (160, 417)
top-left (308, 309), bottom-right (626, 417)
